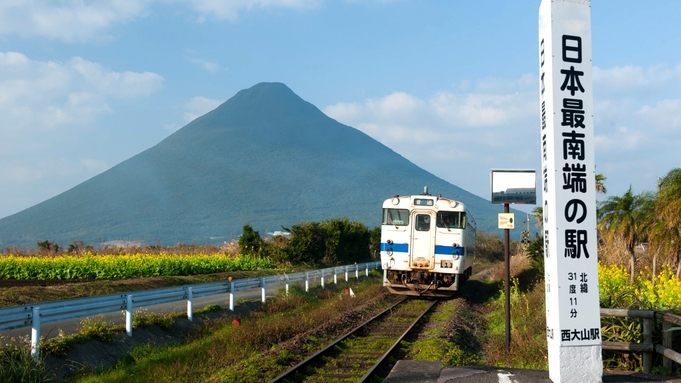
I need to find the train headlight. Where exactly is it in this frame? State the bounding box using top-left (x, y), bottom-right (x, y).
top-left (449, 200), bottom-right (458, 208)
top-left (392, 197), bottom-right (400, 205)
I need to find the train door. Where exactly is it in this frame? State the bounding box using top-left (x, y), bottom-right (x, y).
top-left (410, 211), bottom-right (435, 269)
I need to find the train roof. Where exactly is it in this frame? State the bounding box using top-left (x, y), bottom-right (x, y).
top-left (382, 193), bottom-right (467, 211)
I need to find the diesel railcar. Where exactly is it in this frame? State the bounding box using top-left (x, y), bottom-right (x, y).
top-left (380, 187), bottom-right (476, 297)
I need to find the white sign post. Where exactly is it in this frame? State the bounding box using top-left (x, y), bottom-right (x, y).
top-left (538, 1), bottom-right (602, 382)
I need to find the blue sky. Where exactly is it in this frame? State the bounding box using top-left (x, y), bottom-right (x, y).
top-left (1, 0), bottom-right (680, 219)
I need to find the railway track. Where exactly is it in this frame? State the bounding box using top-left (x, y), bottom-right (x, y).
top-left (270, 297), bottom-right (438, 383)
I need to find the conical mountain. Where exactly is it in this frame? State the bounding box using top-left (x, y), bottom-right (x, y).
top-left (0, 82), bottom-right (518, 248)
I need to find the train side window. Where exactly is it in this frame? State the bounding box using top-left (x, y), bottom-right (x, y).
top-left (415, 214), bottom-right (431, 231)
top-left (383, 208), bottom-right (409, 226)
top-left (436, 212), bottom-right (460, 229)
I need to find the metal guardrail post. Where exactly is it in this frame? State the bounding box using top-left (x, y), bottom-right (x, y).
top-left (126, 295), bottom-right (133, 337)
top-left (321, 269), bottom-right (325, 289)
top-left (31, 307), bottom-right (40, 362)
top-left (261, 278), bottom-right (266, 303)
top-left (305, 272), bottom-right (309, 292)
top-left (229, 282), bottom-right (235, 312)
top-left (187, 287), bottom-right (193, 323)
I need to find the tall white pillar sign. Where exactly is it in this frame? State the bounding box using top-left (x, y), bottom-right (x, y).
top-left (538, 1), bottom-right (602, 382)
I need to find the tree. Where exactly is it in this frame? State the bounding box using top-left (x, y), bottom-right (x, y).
top-left (238, 224), bottom-right (264, 255)
top-left (283, 222), bottom-right (326, 265)
top-left (321, 218), bottom-right (371, 264)
top-left (652, 168), bottom-right (681, 279)
top-left (596, 173), bottom-right (607, 194)
top-left (597, 187), bottom-right (655, 281)
top-left (37, 240), bottom-right (60, 254)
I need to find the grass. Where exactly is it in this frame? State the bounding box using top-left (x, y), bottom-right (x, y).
top-left (10, 250), bottom-right (676, 381)
top-left (0, 340), bottom-right (56, 383)
top-left (0, 255), bottom-right (551, 382)
top-left (68, 275), bottom-right (393, 383)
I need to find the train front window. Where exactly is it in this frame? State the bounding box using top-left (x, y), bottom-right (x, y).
top-left (383, 208), bottom-right (409, 226)
top-left (415, 214), bottom-right (431, 231)
top-left (437, 212), bottom-right (461, 229)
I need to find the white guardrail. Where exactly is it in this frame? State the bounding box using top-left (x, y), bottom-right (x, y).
top-left (0, 261), bottom-right (381, 361)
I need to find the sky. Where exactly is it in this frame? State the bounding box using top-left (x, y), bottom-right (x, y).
top-left (1, 0), bottom-right (680, 220)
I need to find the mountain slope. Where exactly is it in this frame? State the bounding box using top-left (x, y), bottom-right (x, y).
top-left (0, 82), bottom-right (523, 248)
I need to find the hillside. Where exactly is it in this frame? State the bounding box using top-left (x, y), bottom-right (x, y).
top-left (0, 82), bottom-right (525, 248)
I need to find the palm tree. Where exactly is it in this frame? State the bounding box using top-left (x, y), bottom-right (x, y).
top-left (597, 187), bottom-right (655, 281)
top-left (653, 168), bottom-right (681, 279)
top-left (596, 173), bottom-right (607, 194)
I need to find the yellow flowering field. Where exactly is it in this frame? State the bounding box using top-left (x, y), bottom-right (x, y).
top-left (599, 262), bottom-right (681, 310)
top-left (0, 252), bottom-right (275, 280)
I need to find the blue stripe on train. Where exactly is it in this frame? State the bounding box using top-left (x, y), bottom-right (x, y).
top-left (380, 243), bottom-right (409, 252)
top-left (381, 243), bottom-right (463, 255)
top-left (435, 246), bottom-right (465, 256)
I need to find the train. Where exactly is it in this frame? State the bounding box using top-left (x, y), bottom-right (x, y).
top-left (380, 187), bottom-right (476, 297)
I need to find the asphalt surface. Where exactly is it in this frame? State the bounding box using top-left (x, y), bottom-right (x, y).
top-left (383, 361), bottom-right (681, 383)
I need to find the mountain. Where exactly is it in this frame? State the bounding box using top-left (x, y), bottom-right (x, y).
top-left (0, 82), bottom-right (525, 248)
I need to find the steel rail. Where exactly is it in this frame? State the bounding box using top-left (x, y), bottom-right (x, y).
top-left (269, 297), bottom-right (438, 383)
top-left (358, 299), bottom-right (438, 382)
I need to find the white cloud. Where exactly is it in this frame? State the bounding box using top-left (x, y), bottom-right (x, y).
top-left (0, 52), bottom-right (164, 131)
top-left (636, 99), bottom-right (681, 133)
top-left (183, 96), bottom-right (223, 123)
top-left (182, 0), bottom-right (321, 22)
top-left (594, 64), bottom-right (681, 96)
top-left (323, 77), bottom-right (539, 199)
top-left (184, 50), bottom-right (222, 72)
top-left (0, 0), bottom-right (150, 42)
top-left (594, 126), bottom-right (646, 151)
top-left (0, 0), bottom-right (321, 41)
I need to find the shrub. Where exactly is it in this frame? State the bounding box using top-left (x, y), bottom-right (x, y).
top-left (475, 232), bottom-right (504, 262)
top-left (283, 222), bottom-right (326, 265)
top-left (321, 218), bottom-right (371, 264)
top-left (525, 235), bottom-right (545, 275)
top-left (238, 224), bottom-right (264, 256)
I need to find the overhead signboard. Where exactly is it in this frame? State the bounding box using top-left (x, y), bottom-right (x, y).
top-left (490, 169), bottom-right (537, 205)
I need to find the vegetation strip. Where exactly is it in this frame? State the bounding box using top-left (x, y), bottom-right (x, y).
top-left (0, 253), bottom-right (275, 280)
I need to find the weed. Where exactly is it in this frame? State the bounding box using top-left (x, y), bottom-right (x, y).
top-left (0, 339), bottom-right (56, 382)
top-left (132, 310), bottom-right (177, 330)
top-left (196, 304), bottom-right (221, 314)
